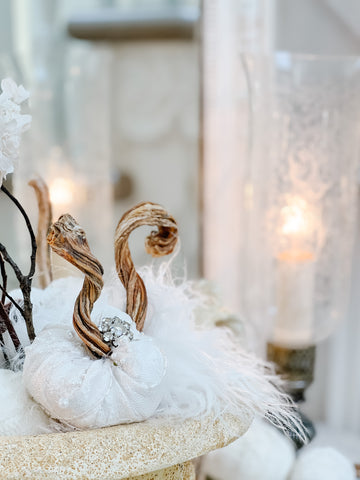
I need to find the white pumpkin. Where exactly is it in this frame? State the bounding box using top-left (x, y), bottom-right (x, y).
top-left (21, 204), bottom-right (301, 437)
top-left (23, 308), bottom-right (166, 429)
top-left (22, 208), bottom-right (171, 430)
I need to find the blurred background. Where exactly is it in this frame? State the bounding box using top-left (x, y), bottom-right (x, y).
top-left (0, 0), bottom-right (201, 279)
top-left (1, 0), bottom-right (360, 468)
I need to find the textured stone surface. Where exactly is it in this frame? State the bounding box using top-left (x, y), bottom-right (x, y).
top-left (135, 462), bottom-right (195, 480)
top-left (0, 412), bottom-right (252, 479)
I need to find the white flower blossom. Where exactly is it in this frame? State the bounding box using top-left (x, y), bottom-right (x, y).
top-left (0, 78), bottom-right (31, 186)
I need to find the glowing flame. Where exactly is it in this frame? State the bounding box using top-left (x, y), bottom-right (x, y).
top-left (281, 197), bottom-right (310, 236)
top-left (49, 177), bottom-right (75, 207)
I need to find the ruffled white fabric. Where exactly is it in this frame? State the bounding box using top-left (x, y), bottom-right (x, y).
top-left (105, 266), bottom-right (301, 437)
top-left (0, 78), bottom-right (31, 186)
top-left (23, 308), bottom-right (166, 429)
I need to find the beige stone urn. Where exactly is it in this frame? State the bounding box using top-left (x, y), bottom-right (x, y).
top-left (0, 411), bottom-right (252, 480)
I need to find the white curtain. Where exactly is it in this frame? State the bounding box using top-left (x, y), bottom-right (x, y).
top-left (202, 0), bottom-right (360, 436)
top-left (202, 0), bottom-right (274, 313)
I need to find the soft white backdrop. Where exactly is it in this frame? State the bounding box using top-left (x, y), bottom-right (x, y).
top-left (0, 0), bottom-right (360, 437)
top-left (203, 0), bottom-right (360, 439)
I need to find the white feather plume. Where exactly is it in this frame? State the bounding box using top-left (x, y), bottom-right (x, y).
top-left (2, 261), bottom-right (305, 440)
top-left (105, 263), bottom-right (305, 440)
top-left (0, 369), bottom-right (54, 436)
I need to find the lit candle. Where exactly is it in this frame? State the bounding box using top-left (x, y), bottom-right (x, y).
top-left (49, 177), bottom-right (76, 209)
top-left (48, 174), bottom-right (86, 279)
top-left (273, 197), bottom-right (315, 347)
top-left (49, 175), bottom-right (87, 218)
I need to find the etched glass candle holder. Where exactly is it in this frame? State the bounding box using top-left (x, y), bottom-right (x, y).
top-left (242, 53), bottom-right (360, 342)
top-left (239, 53), bottom-right (360, 418)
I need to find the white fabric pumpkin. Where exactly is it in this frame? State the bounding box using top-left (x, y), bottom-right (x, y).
top-left (289, 447), bottom-right (356, 480)
top-left (23, 307), bottom-right (166, 429)
top-left (200, 418), bottom-right (295, 480)
top-left (14, 266), bottom-right (302, 436)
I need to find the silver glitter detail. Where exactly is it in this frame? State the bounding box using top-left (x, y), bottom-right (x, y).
top-left (103, 331), bottom-right (113, 342)
top-left (98, 317), bottom-right (112, 333)
top-left (99, 316), bottom-right (134, 347)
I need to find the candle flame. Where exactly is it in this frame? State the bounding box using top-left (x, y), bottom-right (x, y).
top-left (281, 197), bottom-right (310, 235)
top-left (49, 177), bottom-right (75, 207)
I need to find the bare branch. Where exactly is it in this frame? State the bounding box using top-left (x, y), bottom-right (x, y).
top-left (1, 185), bottom-right (36, 278)
top-left (0, 243), bottom-right (24, 284)
top-left (0, 254), bottom-right (7, 304)
top-left (0, 185), bottom-right (37, 341)
top-left (0, 302), bottom-right (21, 351)
top-left (0, 283), bottom-right (25, 318)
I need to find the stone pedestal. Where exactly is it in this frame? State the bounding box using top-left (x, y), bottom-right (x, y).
top-left (0, 412), bottom-right (253, 479)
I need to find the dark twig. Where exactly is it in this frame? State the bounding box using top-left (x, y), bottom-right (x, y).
top-left (0, 254), bottom-right (7, 304)
top-left (0, 328), bottom-right (6, 368)
top-left (1, 185), bottom-right (36, 278)
top-left (0, 302), bottom-right (21, 351)
top-left (0, 283), bottom-right (25, 317)
top-left (0, 243), bottom-right (24, 284)
top-left (0, 184), bottom-right (37, 341)
top-left (0, 338), bottom-right (10, 369)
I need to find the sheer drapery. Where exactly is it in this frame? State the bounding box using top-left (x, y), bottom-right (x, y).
top-left (202, 0), bottom-right (274, 313)
top-left (202, 0), bottom-right (360, 436)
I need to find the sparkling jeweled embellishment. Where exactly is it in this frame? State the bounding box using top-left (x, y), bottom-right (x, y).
top-left (99, 316), bottom-right (134, 347)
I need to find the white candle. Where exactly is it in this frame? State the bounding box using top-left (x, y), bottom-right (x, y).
top-left (273, 197), bottom-right (316, 347)
top-left (274, 250), bottom-right (314, 346)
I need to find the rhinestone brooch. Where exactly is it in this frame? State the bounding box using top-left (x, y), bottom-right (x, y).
top-left (99, 316), bottom-right (134, 347)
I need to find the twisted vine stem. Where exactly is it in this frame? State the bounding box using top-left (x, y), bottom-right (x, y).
top-left (114, 202), bottom-right (178, 331)
top-left (47, 202), bottom-right (178, 357)
top-left (47, 214), bottom-right (110, 357)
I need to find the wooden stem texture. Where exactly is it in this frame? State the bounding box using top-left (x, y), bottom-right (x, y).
top-left (47, 214), bottom-right (110, 357)
top-left (114, 202), bottom-right (178, 331)
top-left (29, 177), bottom-right (53, 289)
